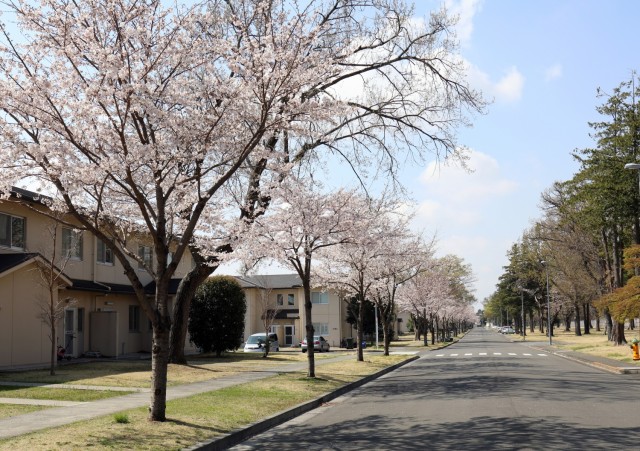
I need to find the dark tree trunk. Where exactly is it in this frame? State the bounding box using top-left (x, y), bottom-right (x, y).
top-left (169, 262), bottom-right (217, 364)
top-left (613, 321), bottom-right (627, 345)
top-left (574, 302), bottom-right (582, 336)
top-left (583, 304), bottom-right (591, 334)
top-left (150, 317), bottom-right (172, 422)
top-left (356, 295), bottom-right (364, 362)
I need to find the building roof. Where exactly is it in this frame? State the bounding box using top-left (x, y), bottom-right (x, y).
top-left (0, 252), bottom-right (73, 286)
top-left (69, 278), bottom-right (183, 295)
top-left (235, 274), bottom-right (302, 289)
top-left (0, 252), bottom-right (39, 273)
top-left (68, 279), bottom-right (137, 295)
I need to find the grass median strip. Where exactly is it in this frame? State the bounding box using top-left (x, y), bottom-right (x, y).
top-left (0, 354), bottom-right (410, 450)
top-left (0, 385), bottom-right (132, 402)
top-left (0, 404), bottom-right (49, 420)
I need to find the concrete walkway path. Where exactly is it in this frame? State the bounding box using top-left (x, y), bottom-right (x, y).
top-left (0, 352), bottom-right (361, 440)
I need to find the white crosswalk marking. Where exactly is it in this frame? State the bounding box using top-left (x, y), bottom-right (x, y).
top-left (432, 352), bottom-right (550, 358)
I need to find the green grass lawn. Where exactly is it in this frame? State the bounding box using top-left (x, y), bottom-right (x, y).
top-left (0, 354), bottom-right (411, 450)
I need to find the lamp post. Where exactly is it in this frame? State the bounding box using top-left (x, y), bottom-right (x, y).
top-left (520, 288), bottom-right (525, 341)
top-left (541, 260), bottom-right (552, 345)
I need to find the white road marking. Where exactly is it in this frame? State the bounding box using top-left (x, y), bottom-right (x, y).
top-left (464, 353), bottom-right (473, 356)
top-left (450, 354), bottom-right (459, 356)
top-left (493, 352), bottom-right (502, 355)
top-left (508, 353), bottom-right (517, 356)
top-left (479, 352), bottom-right (487, 356)
top-left (523, 353), bottom-right (532, 356)
top-left (537, 354), bottom-right (548, 357)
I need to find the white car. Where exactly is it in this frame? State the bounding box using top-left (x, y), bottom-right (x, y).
top-left (301, 335), bottom-right (330, 353)
top-left (243, 333), bottom-right (280, 352)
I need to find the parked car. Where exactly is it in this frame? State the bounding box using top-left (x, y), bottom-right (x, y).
top-left (301, 335), bottom-right (330, 352)
top-left (500, 326), bottom-right (516, 334)
top-left (243, 333), bottom-right (280, 352)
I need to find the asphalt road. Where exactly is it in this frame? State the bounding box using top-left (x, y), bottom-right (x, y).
top-left (231, 328), bottom-right (640, 450)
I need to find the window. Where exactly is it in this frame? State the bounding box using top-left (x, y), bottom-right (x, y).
top-left (96, 239), bottom-right (114, 264)
top-left (0, 212), bottom-right (25, 249)
top-left (62, 227), bottom-right (83, 260)
top-left (77, 308), bottom-right (84, 333)
top-left (288, 293), bottom-right (295, 306)
top-left (276, 294), bottom-right (284, 306)
top-left (313, 323), bottom-right (329, 335)
top-left (311, 292), bottom-right (329, 304)
top-left (138, 244), bottom-right (152, 270)
top-left (129, 305), bottom-right (140, 332)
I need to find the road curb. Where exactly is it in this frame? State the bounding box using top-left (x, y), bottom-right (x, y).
top-left (185, 355), bottom-right (420, 451)
top-left (527, 344), bottom-right (640, 375)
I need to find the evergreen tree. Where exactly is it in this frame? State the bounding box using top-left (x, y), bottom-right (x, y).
top-left (188, 276), bottom-right (246, 357)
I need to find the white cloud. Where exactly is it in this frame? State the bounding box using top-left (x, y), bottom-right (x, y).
top-left (445, 0), bottom-right (484, 46)
top-left (545, 63), bottom-right (563, 82)
top-left (466, 62), bottom-right (525, 103)
top-left (419, 149), bottom-right (518, 203)
top-left (494, 66), bottom-right (525, 102)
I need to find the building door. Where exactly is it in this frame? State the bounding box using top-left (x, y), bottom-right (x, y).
top-left (64, 308), bottom-right (78, 357)
top-left (284, 325), bottom-right (295, 346)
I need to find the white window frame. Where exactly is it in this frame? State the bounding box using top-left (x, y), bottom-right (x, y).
top-left (313, 323), bottom-right (329, 335)
top-left (0, 212), bottom-right (25, 250)
top-left (138, 244), bottom-right (153, 270)
top-left (96, 239), bottom-right (114, 265)
top-left (62, 227), bottom-right (83, 260)
top-left (311, 292), bottom-right (329, 304)
top-left (129, 305), bottom-right (141, 333)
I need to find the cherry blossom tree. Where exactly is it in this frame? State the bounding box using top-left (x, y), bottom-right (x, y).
top-left (316, 195), bottom-right (413, 361)
top-left (0, 0), bottom-right (484, 421)
top-left (366, 223), bottom-right (435, 355)
top-left (238, 179), bottom-right (367, 377)
top-left (397, 254), bottom-right (476, 344)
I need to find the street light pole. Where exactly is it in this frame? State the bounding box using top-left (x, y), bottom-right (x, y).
top-left (541, 260), bottom-right (552, 345)
top-left (521, 288), bottom-right (525, 341)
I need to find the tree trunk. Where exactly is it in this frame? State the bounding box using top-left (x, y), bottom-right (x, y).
top-left (583, 304), bottom-right (590, 334)
top-left (529, 310), bottom-right (535, 333)
top-left (613, 321), bottom-right (627, 345)
top-left (302, 271), bottom-right (315, 377)
top-left (605, 310), bottom-right (614, 341)
top-left (50, 315), bottom-right (57, 376)
top-left (169, 263), bottom-right (217, 364)
top-left (356, 295), bottom-right (364, 362)
top-left (149, 320), bottom-right (171, 421)
top-left (574, 302), bottom-right (582, 336)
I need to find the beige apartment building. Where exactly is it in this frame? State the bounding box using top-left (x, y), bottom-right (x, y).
top-left (236, 274), bottom-right (356, 348)
top-left (0, 188), bottom-right (194, 369)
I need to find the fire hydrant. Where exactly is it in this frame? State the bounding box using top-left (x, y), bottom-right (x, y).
top-left (631, 338), bottom-right (640, 361)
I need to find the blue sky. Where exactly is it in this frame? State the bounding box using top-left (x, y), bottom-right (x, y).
top-left (409, 0), bottom-right (640, 305)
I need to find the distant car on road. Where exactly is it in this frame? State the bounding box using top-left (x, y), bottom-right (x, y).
top-left (301, 335), bottom-right (330, 352)
top-left (500, 327), bottom-right (516, 334)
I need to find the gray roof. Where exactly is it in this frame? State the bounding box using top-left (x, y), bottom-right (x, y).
top-left (234, 274), bottom-right (302, 289)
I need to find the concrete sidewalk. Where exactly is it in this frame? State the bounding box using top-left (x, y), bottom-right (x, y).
top-left (0, 352), bottom-right (367, 440)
